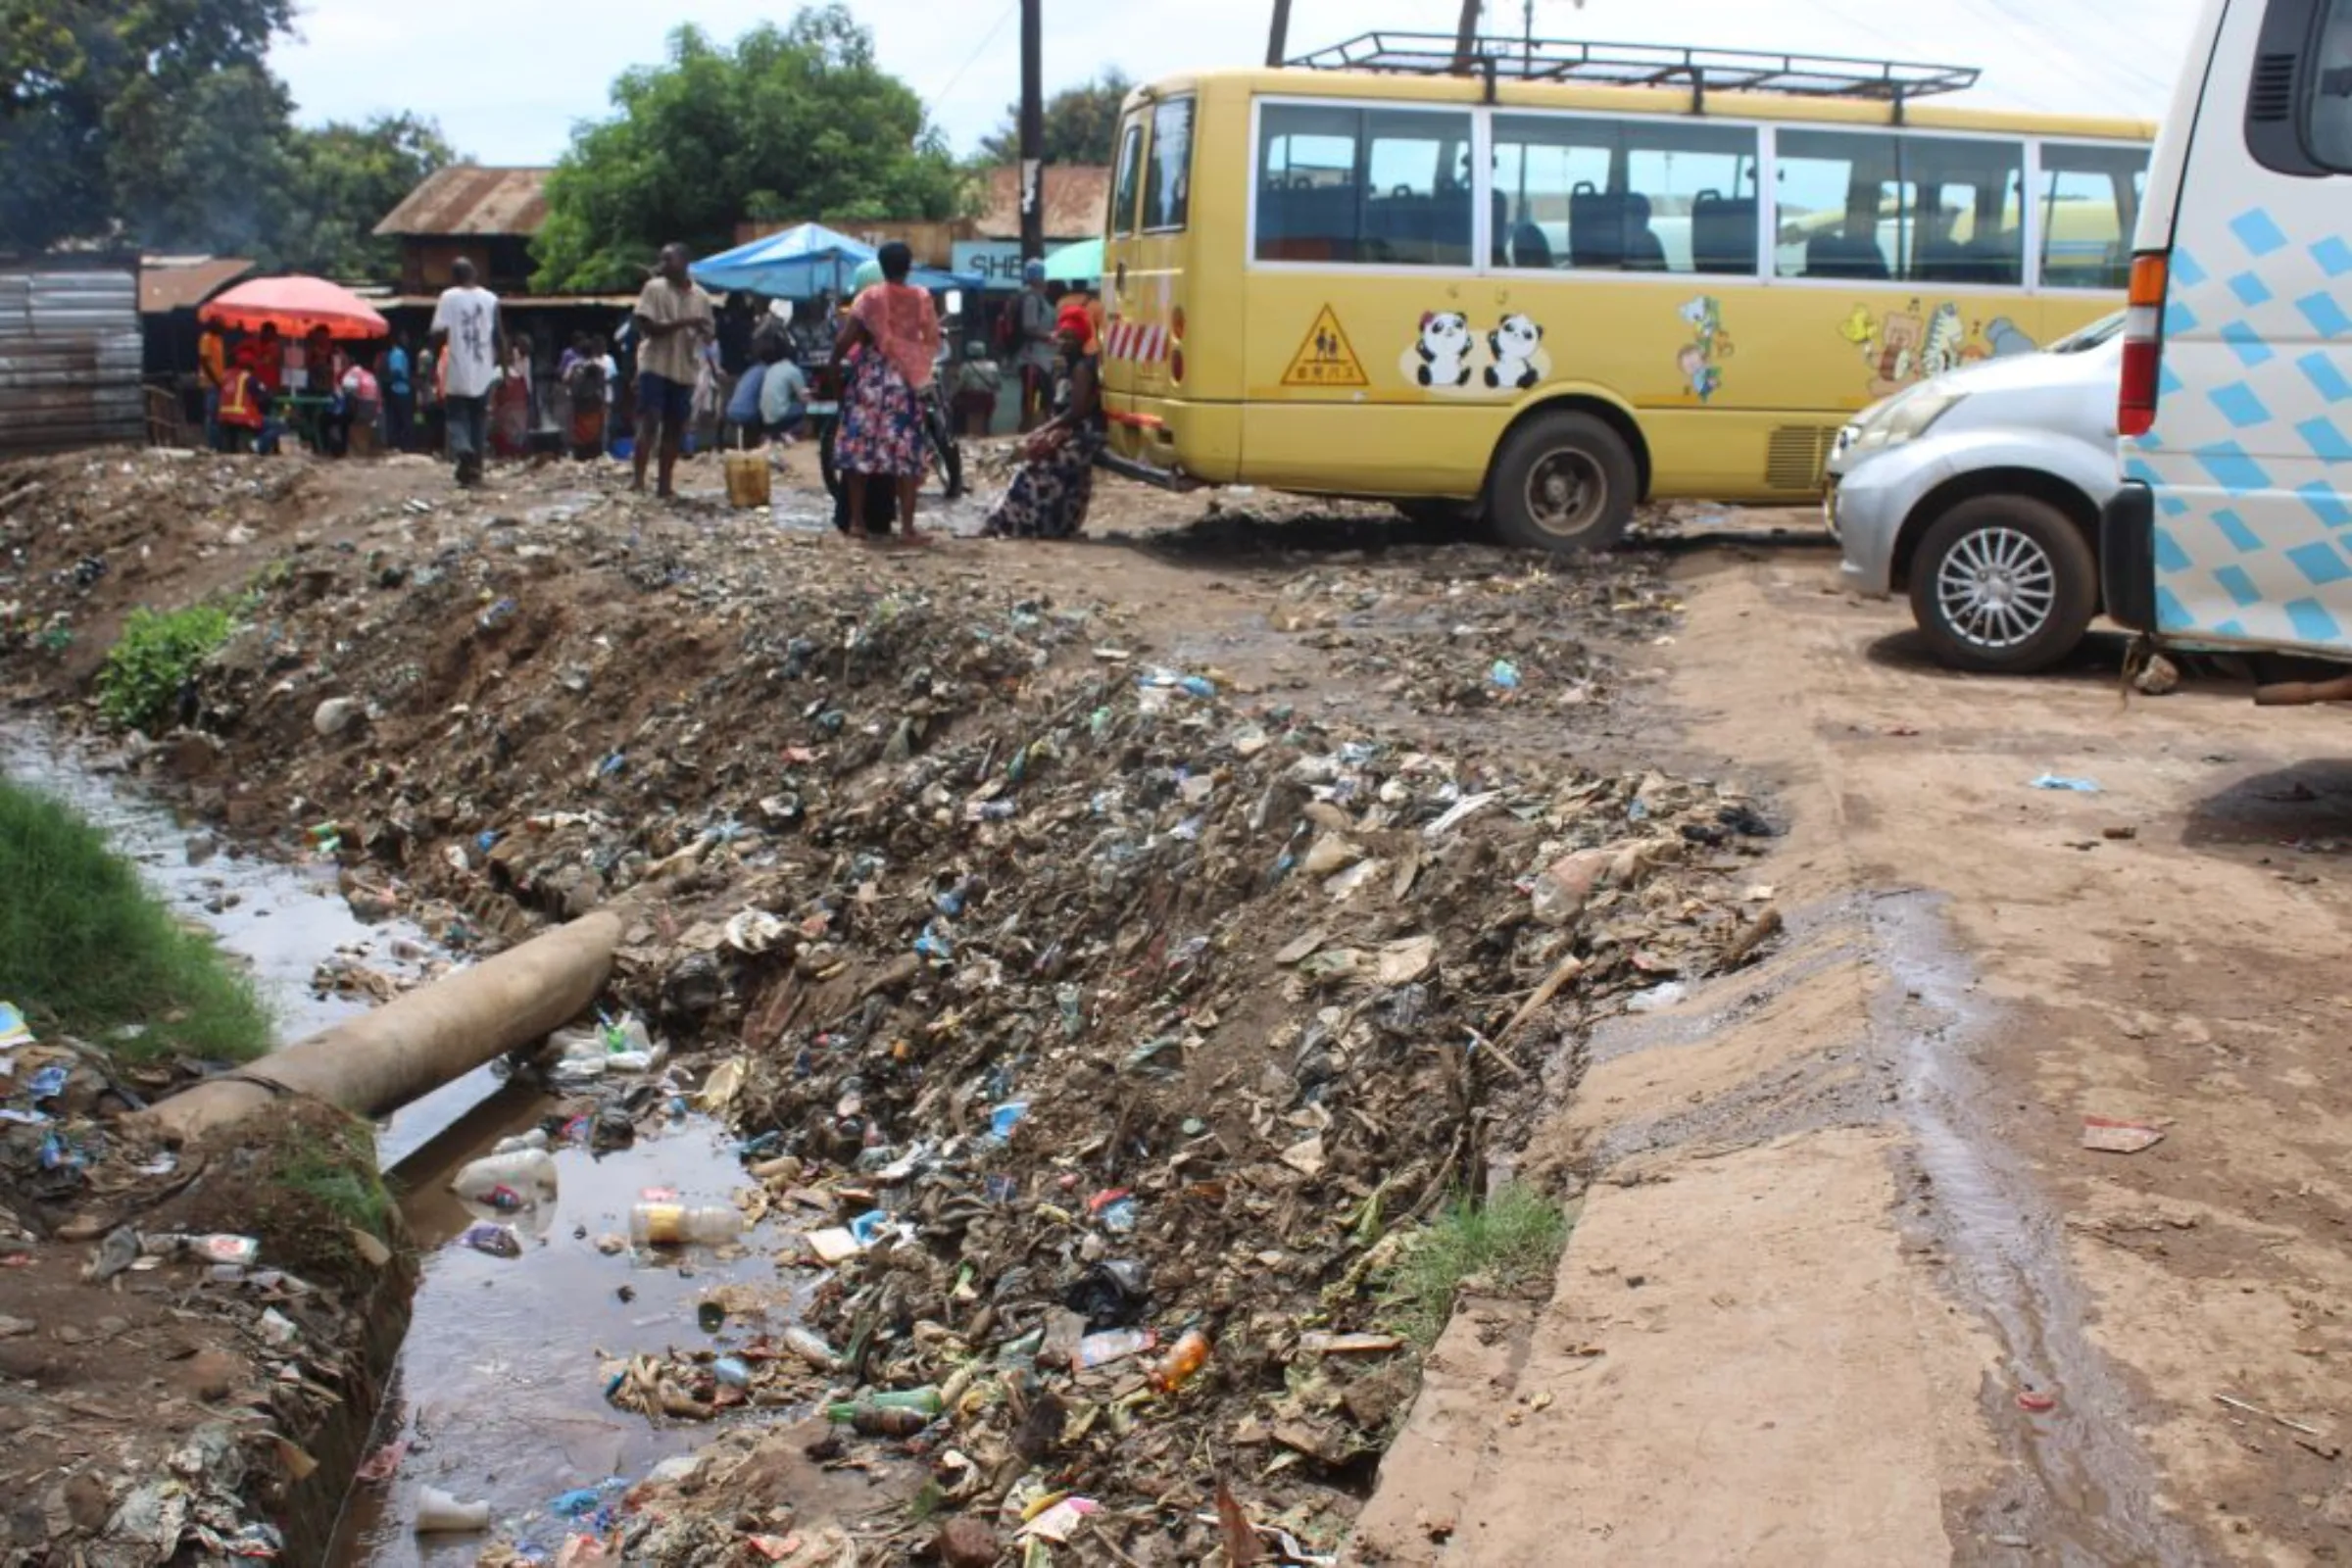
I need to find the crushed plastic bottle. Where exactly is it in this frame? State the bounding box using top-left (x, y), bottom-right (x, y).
top-left (629, 1203), bottom-right (744, 1248)
top-left (413, 1487), bottom-right (491, 1533)
top-left (1074, 1327), bottom-right (1157, 1370)
top-left (450, 1150), bottom-right (558, 1206)
top-left (1150, 1328), bottom-right (1211, 1393)
top-left (781, 1325), bottom-right (841, 1370)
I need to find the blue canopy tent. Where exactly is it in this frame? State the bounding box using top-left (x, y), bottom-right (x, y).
top-left (691, 222), bottom-right (980, 298)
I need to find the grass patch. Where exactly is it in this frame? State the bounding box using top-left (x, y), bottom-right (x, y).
top-left (97, 603), bottom-right (236, 733)
top-left (1377, 1184), bottom-right (1572, 1348)
top-left (272, 1119), bottom-right (392, 1241)
top-left (0, 780), bottom-right (271, 1062)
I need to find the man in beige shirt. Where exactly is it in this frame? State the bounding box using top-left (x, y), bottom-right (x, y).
top-left (632, 243), bottom-right (715, 499)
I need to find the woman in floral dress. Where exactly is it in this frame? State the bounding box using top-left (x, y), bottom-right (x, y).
top-left (832, 242), bottom-right (941, 544)
top-left (984, 300), bottom-right (1105, 540)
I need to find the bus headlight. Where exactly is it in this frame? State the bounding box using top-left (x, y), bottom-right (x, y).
top-left (1849, 391), bottom-right (1964, 457)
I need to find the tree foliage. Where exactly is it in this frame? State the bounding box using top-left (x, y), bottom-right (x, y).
top-left (0, 0), bottom-right (455, 273)
top-left (533, 6), bottom-right (968, 294)
top-left (980, 71), bottom-right (1133, 167)
top-left (278, 115), bottom-right (456, 277)
top-left (1, 0), bottom-right (293, 251)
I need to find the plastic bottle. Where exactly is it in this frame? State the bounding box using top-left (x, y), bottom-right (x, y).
top-left (781, 1325), bottom-right (840, 1371)
top-left (1151, 1328), bottom-right (1211, 1393)
top-left (413, 1487), bottom-right (491, 1534)
top-left (629, 1203), bottom-right (744, 1248)
top-left (824, 1386), bottom-right (943, 1422)
top-left (1074, 1327), bottom-right (1157, 1370)
top-left (451, 1150), bottom-right (558, 1204)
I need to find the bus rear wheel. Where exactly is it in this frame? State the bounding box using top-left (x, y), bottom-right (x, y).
top-left (1488, 411), bottom-right (1638, 554)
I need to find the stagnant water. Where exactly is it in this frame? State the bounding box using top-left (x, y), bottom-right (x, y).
top-left (2, 730), bottom-right (795, 1564)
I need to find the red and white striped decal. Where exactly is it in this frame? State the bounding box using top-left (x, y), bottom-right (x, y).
top-left (1106, 318), bottom-right (1168, 365)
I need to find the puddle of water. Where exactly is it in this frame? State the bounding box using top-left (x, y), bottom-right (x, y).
top-left (335, 1099), bottom-right (798, 1567)
top-left (0, 727), bottom-right (482, 1167)
top-left (1870, 889), bottom-right (2198, 1566)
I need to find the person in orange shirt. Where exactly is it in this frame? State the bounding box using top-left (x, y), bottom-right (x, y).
top-left (197, 322), bottom-right (228, 451)
top-left (216, 350), bottom-right (266, 454)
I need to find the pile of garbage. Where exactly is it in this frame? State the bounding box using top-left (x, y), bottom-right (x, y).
top-left (562, 658), bottom-right (1779, 1561)
top-left (1, 1024), bottom-right (393, 1567)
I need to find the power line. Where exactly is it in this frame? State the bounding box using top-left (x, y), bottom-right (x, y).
top-left (932, 0), bottom-right (1018, 107)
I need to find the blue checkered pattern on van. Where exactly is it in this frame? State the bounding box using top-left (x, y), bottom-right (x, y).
top-left (2130, 200), bottom-right (2352, 651)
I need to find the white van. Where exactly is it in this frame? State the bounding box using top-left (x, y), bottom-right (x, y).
top-left (2102, 0), bottom-right (2352, 696)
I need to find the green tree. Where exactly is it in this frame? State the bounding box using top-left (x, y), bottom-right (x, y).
top-left (979, 70), bottom-right (1133, 167)
top-left (533, 6), bottom-right (969, 293)
top-left (276, 114), bottom-right (456, 277)
top-left (1, 0), bottom-right (294, 251)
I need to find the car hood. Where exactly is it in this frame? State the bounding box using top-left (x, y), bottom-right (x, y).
top-left (1856, 337), bottom-right (2121, 422)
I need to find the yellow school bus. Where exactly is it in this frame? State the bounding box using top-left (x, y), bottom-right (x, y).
top-left (1098, 36), bottom-right (2152, 551)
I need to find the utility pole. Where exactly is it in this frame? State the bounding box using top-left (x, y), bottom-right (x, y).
top-left (1452, 0), bottom-right (1482, 74)
top-left (1266, 0), bottom-right (1294, 68)
top-left (1019, 0), bottom-right (1045, 265)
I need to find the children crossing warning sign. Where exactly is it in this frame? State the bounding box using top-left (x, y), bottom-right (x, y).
top-left (1282, 306), bottom-right (1369, 387)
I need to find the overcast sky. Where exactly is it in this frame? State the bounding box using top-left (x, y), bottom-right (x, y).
top-left (271, 0), bottom-right (2200, 166)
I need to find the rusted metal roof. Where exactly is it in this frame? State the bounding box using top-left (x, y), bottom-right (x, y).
top-left (375, 166), bottom-right (553, 239)
top-left (0, 264), bottom-right (142, 457)
top-left (973, 165), bottom-right (1113, 241)
top-left (139, 257), bottom-right (255, 314)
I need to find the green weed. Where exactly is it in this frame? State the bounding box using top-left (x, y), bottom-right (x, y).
top-left (97, 604), bottom-right (236, 733)
top-left (272, 1120), bottom-right (392, 1241)
top-left (1377, 1184), bottom-right (1572, 1348)
top-left (0, 781), bottom-right (270, 1062)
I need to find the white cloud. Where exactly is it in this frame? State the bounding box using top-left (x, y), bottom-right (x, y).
top-left (271, 0), bottom-right (2202, 165)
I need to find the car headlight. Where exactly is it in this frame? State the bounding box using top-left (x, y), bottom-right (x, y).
top-left (1848, 391), bottom-right (1965, 456)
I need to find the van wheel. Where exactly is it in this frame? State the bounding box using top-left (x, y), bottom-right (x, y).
top-left (1908, 496), bottom-right (2097, 674)
top-left (1487, 411), bottom-right (1638, 554)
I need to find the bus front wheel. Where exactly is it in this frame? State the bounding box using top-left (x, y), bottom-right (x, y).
top-left (1488, 411), bottom-right (1637, 554)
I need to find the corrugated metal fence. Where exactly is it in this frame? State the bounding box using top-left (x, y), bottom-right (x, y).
top-left (0, 265), bottom-right (142, 457)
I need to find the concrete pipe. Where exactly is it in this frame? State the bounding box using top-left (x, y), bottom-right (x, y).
top-left (143, 908), bottom-right (624, 1144)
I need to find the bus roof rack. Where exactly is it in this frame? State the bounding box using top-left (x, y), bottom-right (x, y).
top-left (1287, 33), bottom-right (1981, 104)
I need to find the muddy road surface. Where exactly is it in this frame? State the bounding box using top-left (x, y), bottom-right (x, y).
top-left (1355, 540), bottom-right (2352, 1566)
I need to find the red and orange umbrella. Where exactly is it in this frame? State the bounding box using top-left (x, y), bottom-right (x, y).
top-left (199, 275), bottom-right (389, 339)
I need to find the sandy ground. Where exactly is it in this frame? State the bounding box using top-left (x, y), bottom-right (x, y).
top-left (1356, 536), bottom-right (2352, 1565)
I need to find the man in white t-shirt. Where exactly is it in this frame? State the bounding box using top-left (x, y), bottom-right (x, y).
top-left (428, 257), bottom-right (505, 487)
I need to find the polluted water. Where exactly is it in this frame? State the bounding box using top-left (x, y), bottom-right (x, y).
top-left (329, 1093), bottom-right (803, 1567)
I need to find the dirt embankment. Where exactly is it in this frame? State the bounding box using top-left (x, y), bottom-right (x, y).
top-left (0, 447), bottom-right (1784, 1562)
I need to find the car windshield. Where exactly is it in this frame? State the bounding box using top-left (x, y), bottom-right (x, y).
top-left (2048, 311), bottom-right (2126, 354)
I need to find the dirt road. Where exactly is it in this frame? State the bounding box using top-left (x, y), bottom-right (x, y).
top-left (1357, 535), bottom-right (2352, 1564)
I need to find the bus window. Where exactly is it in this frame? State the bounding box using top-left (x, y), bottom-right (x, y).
top-left (1111, 118), bottom-right (1145, 237)
top-left (1493, 116), bottom-right (1755, 274)
top-left (1144, 97), bottom-right (1195, 232)
top-left (2309, 0), bottom-right (2352, 170)
top-left (1625, 122), bottom-right (1759, 275)
top-left (1903, 135), bottom-right (2025, 286)
top-left (1775, 129), bottom-right (1900, 280)
top-left (2038, 141), bottom-right (2145, 290)
top-left (1256, 103), bottom-right (1476, 267)
top-left (1493, 117), bottom-right (1610, 270)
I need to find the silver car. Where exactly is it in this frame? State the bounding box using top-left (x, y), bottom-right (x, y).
top-left (1829, 312), bottom-right (2125, 673)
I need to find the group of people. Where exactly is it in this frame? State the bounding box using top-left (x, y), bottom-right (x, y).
top-left (826, 241), bottom-right (1103, 544)
top-left (197, 319), bottom-right (413, 458)
top-left (191, 240), bottom-right (1110, 540)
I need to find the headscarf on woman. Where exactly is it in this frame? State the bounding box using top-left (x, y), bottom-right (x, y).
top-left (852, 277), bottom-right (942, 392)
